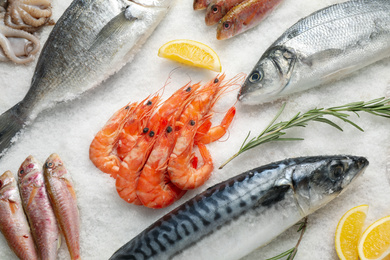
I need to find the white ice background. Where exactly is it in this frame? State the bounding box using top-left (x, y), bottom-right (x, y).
top-left (0, 0), bottom-right (390, 259)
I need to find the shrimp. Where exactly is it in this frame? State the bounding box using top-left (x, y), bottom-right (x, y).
top-left (89, 103), bottom-right (136, 178)
top-left (116, 95), bottom-right (161, 160)
top-left (168, 118), bottom-right (214, 190)
top-left (168, 73), bottom-right (245, 189)
top-left (136, 119), bottom-right (186, 209)
top-left (115, 82), bottom-right (199, 204)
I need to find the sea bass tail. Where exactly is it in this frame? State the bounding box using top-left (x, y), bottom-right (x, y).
top-left (0, 102), bottom-right (27, 157)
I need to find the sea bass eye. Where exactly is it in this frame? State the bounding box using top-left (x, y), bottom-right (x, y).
top-left (249, 71), bottom-right (263, 83)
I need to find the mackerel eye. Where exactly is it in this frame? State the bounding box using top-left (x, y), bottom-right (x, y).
top-left (249, 71), bottom-right (262, 83)
top-left (330, 164), bottom-right (345, 180)
top-left (223, 21), bottom-right (232, 30)
top-left (211, 5), bottom-right (219, 13)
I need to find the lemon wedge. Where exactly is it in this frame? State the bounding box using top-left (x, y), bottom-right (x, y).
top-left (158, 39), bottom-right (222, 72)
top-left (335, 205), bottom-right (369, 260)
top-left (358, 215), bottom-right (390, 260)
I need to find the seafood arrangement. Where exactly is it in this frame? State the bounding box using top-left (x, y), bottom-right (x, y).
top-left (1, 0), bottom-right (390, 259)
top-left (194, 0), bottom-right (284, 40)
top-left (110, 155), bottom-right (368, 259)
top-left (0, 154), bottom-right (79, 260)
top-left (0, 0), bottom-right (174, 158)
top-left (0, 0), bottom-right (53, 63)
top-left (90, 73), bottom-right (245, 208)
top-left (238, 0), bottom-right (390, 104)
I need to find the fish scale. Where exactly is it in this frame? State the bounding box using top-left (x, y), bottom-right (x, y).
top-left (110, 155), bottom-right (368, 260)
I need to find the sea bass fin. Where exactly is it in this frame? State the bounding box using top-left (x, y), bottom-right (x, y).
top-left (89, 8), bottom-right (137, 52)
top-left (0, 102), bottom-right (26, 158)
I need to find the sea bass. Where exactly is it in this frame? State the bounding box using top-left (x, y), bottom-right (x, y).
top-left (109, 155), bottom-right (368, 260)
top-left (18, 155), bottom-right (60, 260)
top-left (216, 0), bottom-right (283, 40)
top-left (0, 0), bottom-right (174, 157)
top-left (43, 154), bottom-right (80, 260)
top-left (0, 171), bottom-right (39, 260)
top-left (238, 0), bottom-right (390, 104)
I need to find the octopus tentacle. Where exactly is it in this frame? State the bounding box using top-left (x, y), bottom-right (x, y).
top-left (0, 23), bottom-right (40, 64)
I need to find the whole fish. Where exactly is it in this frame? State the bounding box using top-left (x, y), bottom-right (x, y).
top-left (109, 155), bottom-right (368, 260)
top-left (18, 155), bottom-right (60, 260)
top-left (193, 0), bottom-right (211, 10)
top-left (43, 154), bottom-right (80, 260)
top-left (0, 171), bottom-right (39, 260)
top-left (0, 0), bottom-right (174, 157)
top-left (205, 0), bottom-right (246, 26)
top-left (238, 0), bottom-right (390, 105)
top-left (216, 0), bottom-right (283, 40)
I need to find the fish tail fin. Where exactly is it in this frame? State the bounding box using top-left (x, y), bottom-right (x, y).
top-left (0, 102), bottom-right (27, 157)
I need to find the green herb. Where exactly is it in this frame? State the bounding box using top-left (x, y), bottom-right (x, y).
top-left (220, 97), bottom-right (390, 169)
top-left (265, 218), bottom-right (308, 260)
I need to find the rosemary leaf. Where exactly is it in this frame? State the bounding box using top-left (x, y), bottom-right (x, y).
top-left (220, 97), bottom-right (390, 169)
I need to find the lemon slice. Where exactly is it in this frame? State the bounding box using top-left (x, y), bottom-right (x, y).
top-left (158, 39), bottom-right (222, 72)
top-left (358, 215), bottom-right (390, 260)
top-left (335, 204), bottom-right (369, 260)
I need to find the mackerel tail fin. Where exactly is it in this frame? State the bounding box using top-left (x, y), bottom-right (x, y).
top-left (0, 102), bottom-right (27, 158)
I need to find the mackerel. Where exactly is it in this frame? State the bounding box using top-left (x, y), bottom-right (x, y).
top-left (0, 0), bottom-right (173, 156)
top-left (109, 155), bottom-right (368, 260)
top-left (238, 0), bottom-right (390, 104)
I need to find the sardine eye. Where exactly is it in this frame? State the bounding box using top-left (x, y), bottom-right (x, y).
top-left (166, 126), bottom-right (173, 133)
top-left (223, 21), bottom-right (231, 30)
top-left (249, 71), bottom-right (263, 83)
top-left (143, 127), bottom-right (149, 133)
top-left (212, 5), bottom-right (219, 13)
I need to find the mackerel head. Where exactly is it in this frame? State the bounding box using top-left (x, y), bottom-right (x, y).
top-left (0, 0), bottom-right (174, 157)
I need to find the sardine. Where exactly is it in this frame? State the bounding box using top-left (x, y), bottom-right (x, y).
top-left (109, 155), bottom-right (368, 260)
top-left (43, 153), bottom-right (80, 260)
top-left (0, 0), bottom-right (173, 157)
top-left (18, 155), bottom-right (60, 260)
top-left (0, 171), bottom-right (39, 260)
top-left (216, 0), bottom-right (283, 40)
top-left (238, 0), bottom-right (390, 104)
top-left (205, 0), bottom-right (246, 26)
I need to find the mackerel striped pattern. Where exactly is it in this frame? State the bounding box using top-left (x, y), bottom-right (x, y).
top-left (110, 156), bottom-right (367, 260)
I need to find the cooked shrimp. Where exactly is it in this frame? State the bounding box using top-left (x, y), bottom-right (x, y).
top-left (136, 119), bottom-right (186, 209)
top-left (115, 118), bottom-right (160, 205)
top-left (168, 119), bottom-right (213, 190)
top-left (89, 103), bottom-right (136, 178)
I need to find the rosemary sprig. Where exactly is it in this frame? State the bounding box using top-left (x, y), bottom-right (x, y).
top-left (219, 97), bottom-right (390, 169)
top-left (265, 217), bottom-right (308, 260)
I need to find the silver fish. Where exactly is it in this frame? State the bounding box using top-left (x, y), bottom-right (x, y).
top-left (109, 155), bottom-right (368, 260)
top-left (0, 171), bottom-right (39, 260)
top-left (44, 153), bottom-right (81, 260)
top-left (18, 155), bottom-right (60, 260)
top-left (238, 0), bottom-right (390, 105)
top-left (0, 0), bottom-right (173, 156)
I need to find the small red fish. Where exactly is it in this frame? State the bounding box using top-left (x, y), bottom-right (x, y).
top-left (205, 0), bottom-right (246, 26)
top-left (217, 0), bottom-right (283, 40)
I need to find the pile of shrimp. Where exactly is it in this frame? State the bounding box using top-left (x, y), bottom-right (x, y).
top-left (89, 73), bottom-right (245, 209)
